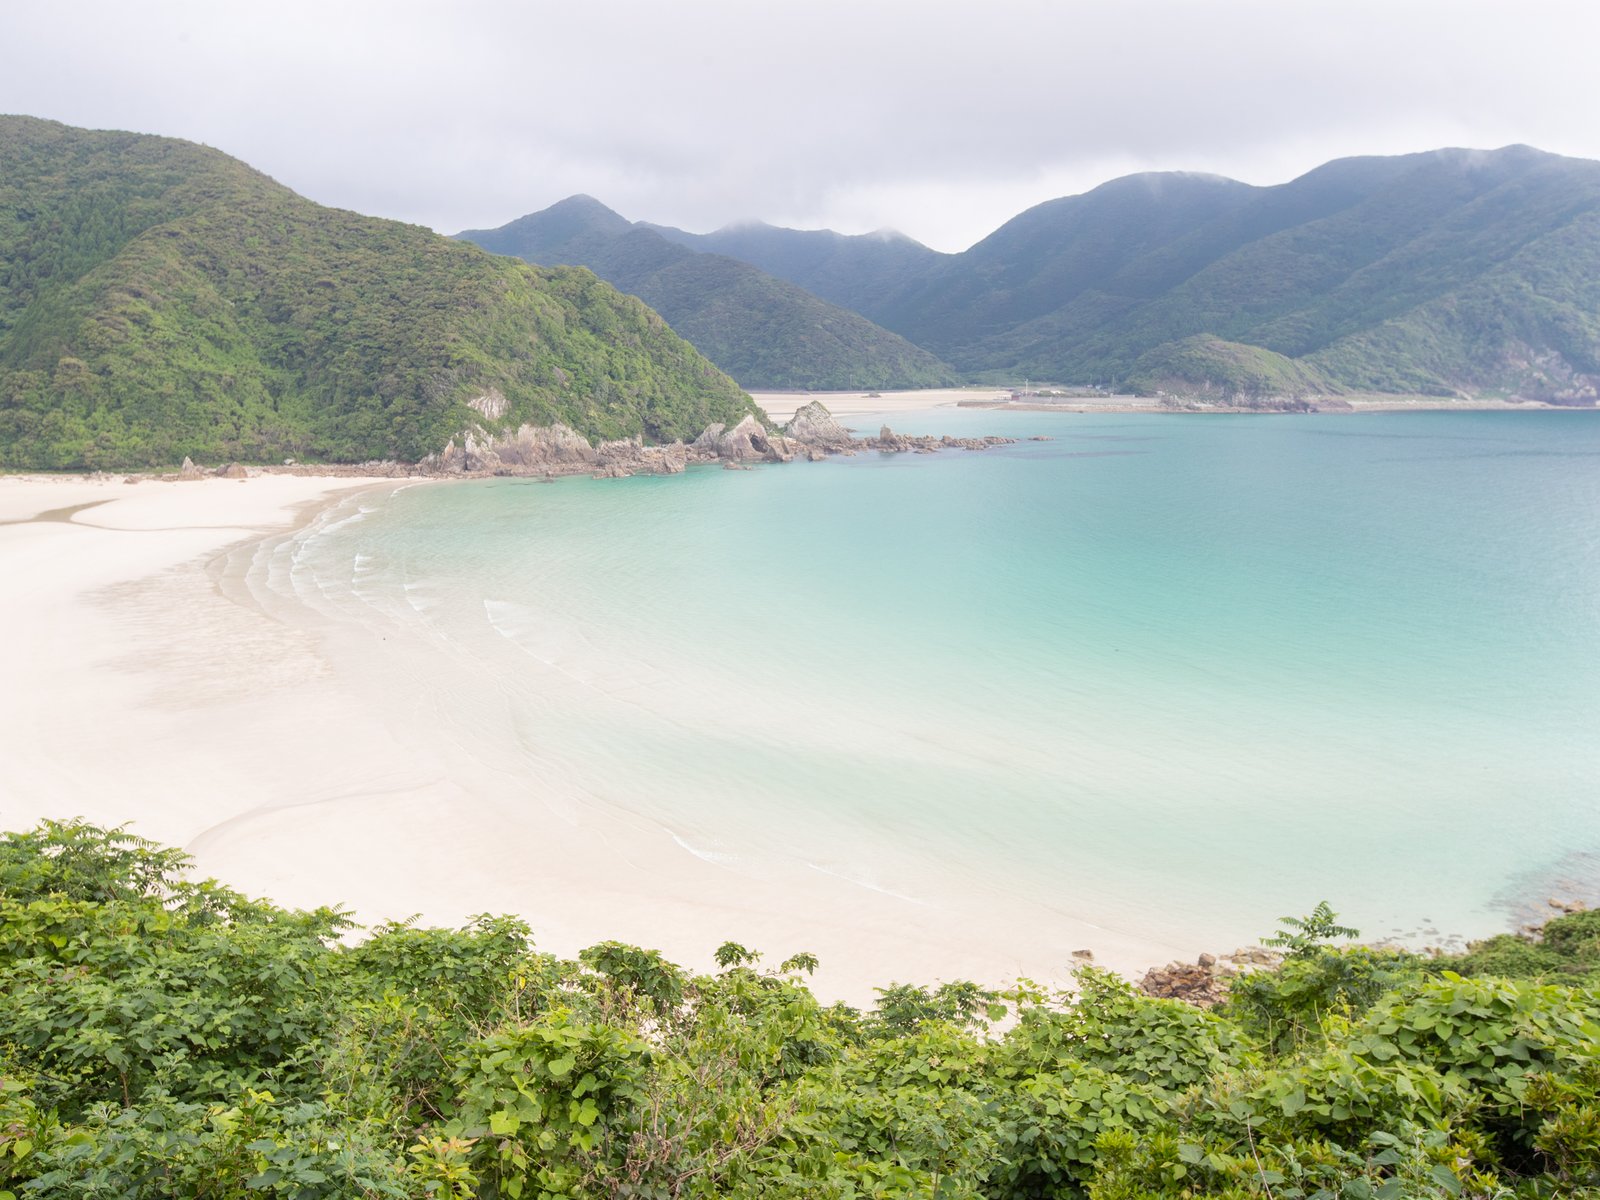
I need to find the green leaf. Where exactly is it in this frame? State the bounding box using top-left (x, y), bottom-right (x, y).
top-left (1429, 1165), bottom-right (1463, 1195)
top-left (490, 1110), bottom-right (521, 1136)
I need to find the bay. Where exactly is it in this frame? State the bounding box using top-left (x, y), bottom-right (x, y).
top-left (266, 410), bottom-right (1600, 963)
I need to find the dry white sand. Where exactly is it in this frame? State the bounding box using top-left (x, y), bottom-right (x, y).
top-left (0, 469), bottom-right (1193, 1003)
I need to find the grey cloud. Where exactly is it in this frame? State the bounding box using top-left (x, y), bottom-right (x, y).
top-left (3, 0), bottom-right (1598, 251)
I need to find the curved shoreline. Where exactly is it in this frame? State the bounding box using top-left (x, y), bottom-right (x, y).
top-left (0, 468), bottom-right (1200, 1003)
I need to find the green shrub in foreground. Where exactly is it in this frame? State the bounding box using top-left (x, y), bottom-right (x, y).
top-left (2, 820), bottom-right (1599, 1198)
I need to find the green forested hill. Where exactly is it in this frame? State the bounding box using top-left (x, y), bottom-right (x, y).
top-left (457, 197), bottom-right (956, 391)
top-left (645, 218), bottom-right (946, 321)
top-left (0, 118), bottom-right (758, 469)
top-left (663, 147), bottom-right (1600, 402)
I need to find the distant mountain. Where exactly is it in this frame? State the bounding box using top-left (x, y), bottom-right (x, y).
top-left (660, 148), bottom-right (1600, 403)
top-left (457, 199), bottom-right (954, 391)
top-left (644, 220), bottom-right (945, 321)
top-left (954, 146), bottom-right (1600, 399)
top-left (0, 120), bottom-right (758, 469)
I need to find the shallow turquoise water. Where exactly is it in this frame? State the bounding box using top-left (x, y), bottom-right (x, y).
top-left (290, 410), bottom-right (1600, 952)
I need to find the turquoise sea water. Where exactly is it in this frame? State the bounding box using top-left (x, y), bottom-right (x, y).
top-left (280, 411), bottom-right (1600, 955)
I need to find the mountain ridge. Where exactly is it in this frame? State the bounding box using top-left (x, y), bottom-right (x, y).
top-left (629, 145), bottom-right (1600, 403)
top-left (456, 200), bottom-right (955, 391)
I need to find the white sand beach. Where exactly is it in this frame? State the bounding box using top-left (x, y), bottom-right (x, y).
top-left (0, 469), bottom-right (1193, 1004)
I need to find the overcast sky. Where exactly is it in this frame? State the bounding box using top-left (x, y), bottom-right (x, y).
top-left (5, 1), bottom-right (1600, 252)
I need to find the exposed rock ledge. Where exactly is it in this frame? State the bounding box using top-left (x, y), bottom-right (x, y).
top-left (414, 401), bottom-right (1017, 480)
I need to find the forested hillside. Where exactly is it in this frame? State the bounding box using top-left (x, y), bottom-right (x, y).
top-left (651, 147), bottom-right (1600, 402)
top-left (0, 118), bottom-right (758, 469)
top-left (646, 218), bottom-right (944, 321)
top-left (3, 821), bottom-right (1599, 1198)
top-left (458, 198), bottom-right (955, 391)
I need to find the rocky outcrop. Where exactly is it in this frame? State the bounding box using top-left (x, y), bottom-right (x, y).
top-left (412, 402), bottom-right (1016, 481)
top-left (1139, 947), bottom-right (1282, 1007)
top-left (216, 462), bottom-right (249, 479)
top-left (432, 423), bottom-right (600, 474)
top-left (784, 401), bottom-right (854, 449)
top-left (596, 436), bottom-right (688, 477)
top-left (863, 425), bottom-right (1013, 455)
top-left (693, 414), bottom-right (773, 461)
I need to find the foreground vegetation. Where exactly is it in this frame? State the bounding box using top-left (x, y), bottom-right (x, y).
top-left (0, 118), bottom-right (757, 470)
top-left (2, 822), bottom-right (1598, 1198)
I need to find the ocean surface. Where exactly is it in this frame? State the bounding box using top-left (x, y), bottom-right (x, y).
top-left (253, 410), bottom-right (1600, 957)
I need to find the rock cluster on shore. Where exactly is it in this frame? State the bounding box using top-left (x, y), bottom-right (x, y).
top-left (416, 400), bottom-right (1017, 480)
top-left (148, 401), bottom-right (1019, 483)
top-left (1137, 947), bottom-right (1282, 1007)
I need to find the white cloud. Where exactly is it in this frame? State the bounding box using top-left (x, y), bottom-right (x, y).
top-left (4, 0), bottom-right (1600, 251)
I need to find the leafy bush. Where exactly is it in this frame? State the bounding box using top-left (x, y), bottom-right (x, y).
top-left (4, 821), bottom-right (1600, 1198)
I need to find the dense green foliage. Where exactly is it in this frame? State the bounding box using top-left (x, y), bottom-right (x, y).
top-left (0, 118), bottom-right (758, 469)
top-left (1125, 337), bottom-right (1329, 403)
top-left (457, 197), bottom-right (956, 391)
top-left (3, 822), bottom-right (1600, 1198)
top-left (662, 147), bottom-right (1600, 402)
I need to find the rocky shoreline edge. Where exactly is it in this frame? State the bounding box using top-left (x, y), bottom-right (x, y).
top-left (142, 401), bottom-right (1041, 485)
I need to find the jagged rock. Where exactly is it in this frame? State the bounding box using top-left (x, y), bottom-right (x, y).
top-left (493, 423), bottom-right (597, 470)
top-left (179, 456), bottom-right (204, 479)
top-left (1071, 949), bottom-right (1094, 962)
top-left (621, 441), bottom-right (689, 476)
top-left (784, 401), bottom-right (854, 449)
top-left (720, 414), bottom-right (771, 459)
top-left (1139, 961), bottom-right (1228, 1006)
top-left (763, 435), bottom-right (800, 464)
top-left (596, 435), bottom-right (644, 467)
top-left (1139, 947), bottom-right (1282, 1007)
top-left (415, 414), bottom-right (1013, 481)
top-left (216, 462), bottom-right (248, 479)
top-left (872, 425), bottom-right (917, 453)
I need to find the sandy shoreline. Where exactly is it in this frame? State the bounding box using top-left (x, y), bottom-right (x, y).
top-left (0, 467), bottom-right (1196, 1004)
top-left (3, 387), bottom-right (1582, 1002)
